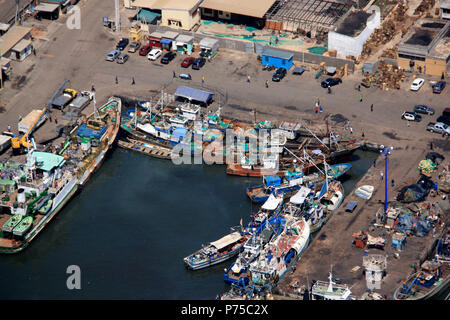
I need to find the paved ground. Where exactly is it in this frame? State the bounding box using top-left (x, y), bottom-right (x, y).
top-left (0, 0), bottom-right (34, 24)
top-left (0, 0), bottom-right (448, 299)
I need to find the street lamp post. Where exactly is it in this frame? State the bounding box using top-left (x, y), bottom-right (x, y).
top-left (380, 145), bottom-right (393, 214)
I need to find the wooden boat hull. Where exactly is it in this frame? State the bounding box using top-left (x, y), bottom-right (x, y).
top-left (184, 246), bottom-right (244, 270)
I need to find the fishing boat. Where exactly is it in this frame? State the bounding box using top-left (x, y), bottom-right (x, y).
top-left (311, 271), bottom-right (353, 300)
top-left (393, 260), bottom-right (450, 300)
top-left (0, 97), bottom-right (121, 254)
top-left (12, 216), bottom-right (33, 237)
top-left (355, 185), bottom-right (375, 200)
top-left (224, 216), bottom-right (284, 288)
top-left (252, 193), bottom-right (284, 225)
top-left (246, 172), bottom-right (304, 204)
top-left (184, 229), bottom-right (251, 270)
top-left (248, 215), bottom-right (310, 290)
top-left (179, 103), bottom-right (200, 121)
top-left (327, 163), bottom-right (352, 179)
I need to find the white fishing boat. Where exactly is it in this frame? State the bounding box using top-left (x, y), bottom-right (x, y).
top-left (311, 271), bottom-right (353, 300)
top-left (355, 185), bottom-right (375, 200)
top-left (180, 103), bottom-right (200, 121)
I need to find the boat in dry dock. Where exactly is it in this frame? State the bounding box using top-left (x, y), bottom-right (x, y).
top-left (184, 228), bottom-right (251, 270)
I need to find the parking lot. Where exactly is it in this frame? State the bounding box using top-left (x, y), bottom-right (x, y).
top-left (0, 0), bottom-right (448, 153)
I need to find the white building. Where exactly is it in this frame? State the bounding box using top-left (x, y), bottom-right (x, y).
top-left (441, 1), bottom-right (450, 20)
top-left (363, 254), bottom-right (387, 290)
top-left (328, 6), bottom-right (381, 58)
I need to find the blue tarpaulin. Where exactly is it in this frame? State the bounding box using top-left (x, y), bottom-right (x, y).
top-left (77, 123), bottom-right (107, 140)
top-left (160, 38), bottom-right (172, 44)
top-left (175, 86), bottom-right (214, 104)
top-left (264, 175), bottom-right (282, 188)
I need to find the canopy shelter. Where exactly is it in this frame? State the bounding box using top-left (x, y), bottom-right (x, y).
top-left (31, 151), bottom-right (65, 172)
top-left (161, 30), bottom-right (179, 50)
top-left (210, 231), bottom-right (242, 250)
top-left (148, 31), bottom-right (164, 47)
top-left (10, 38), bottom-right (32, 61)
top-left (290, 186), bottom-right (311, 205)
top-left (136, 9), bottom-right (161, 24)
top-left (0, 23), bottom-right (10, 36)
top-left (34, 3), bottom-right (60, 20)
top-left (262, 193), bottom-right (283, 211)
top-left (175, 34), bottom-right (194, 53)
top-left (175, 86), bottom-right (214, 105)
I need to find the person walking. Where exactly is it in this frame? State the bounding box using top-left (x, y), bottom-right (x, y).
top-left (380, 171), bottom-right (383, 181)
top-left (247, 75), bottom-right (251, 83)
top-left (430, 141), bottom-right (433, 150)
top-left (91, 84), bottom-right (95, 93)
top-left (391, 179), bottom-right (395, 187)
top-left (370, 104), bottom-right (373, 112)
top-left (132, 77), bottom-right (135, 85)
top-left (115, 75), bottom-right (118, 85)
top-left (54, 115), bottom-right (58, 124)
top-left (373, 159), bottom-right (376, 168)
top-left (349, 127), bottom-right (353, 134)
top-left (319, 105), bottom-right (323, 113)
top-left (359, 93), bottom-right (363, 102)
top-left (327, 85), bottom-right (331, 94)
top-left (357, 84), bottom-right (361, 91)
top-left (265, 80), bottom-right (269, 88)
top-left (7, 125), bottom-right (11, 132)
top-left (173, 71), bottom-right (176, 78)
top-left (201, 75), bottom-right (205, 86)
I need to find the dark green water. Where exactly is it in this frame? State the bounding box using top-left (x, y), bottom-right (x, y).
top-left (0, 148), bottom-right (377, 299)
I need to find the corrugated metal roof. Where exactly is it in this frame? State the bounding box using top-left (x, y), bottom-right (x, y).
top-left (12, 38), bottom-right (31, 52)
top-left (200, 0), bottom-right (276, 18)
top-left (34, 3), bottom-right (61, 12)
top-left (175, 34), bottom-right (194, 44)
top-left (0, 25), bottom-right (31, 57)
top-left (175, 86), bottom-right (214, 103)
top-left (262, 46), bottom-right (293, 60)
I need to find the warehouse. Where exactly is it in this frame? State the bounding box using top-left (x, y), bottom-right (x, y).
top-left (261, 47), bottom-right (294, 70)
top-left (397, 18), bottom-right (450, 76)
top-left (200, 0), bottom-right (276, 27)
top-left (328, 7), bottom-right (381, 58)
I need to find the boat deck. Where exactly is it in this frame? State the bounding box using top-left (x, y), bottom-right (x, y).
top-left (118, 138), bottom-right (173, 160)
top-left (0, 212), bottom-right (46, 247)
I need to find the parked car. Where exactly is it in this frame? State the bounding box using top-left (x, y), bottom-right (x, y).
top-left (272, 67), bottom-right (287, 82)
top-left (147, 48), bottom-right (162, 61)
top-left (116, 38), bottom-right (129, 51)
top-left (139, 44), bottom-right (152, 56)
top-left (179, 73), bottom-right (192, 80)
top-left (105, 49), bottom-right (120, 62)
top-left (181, 57), bottom-right (195, 68)
top-left (413, 105), bottom-right (435, 115)
top-left (410, 78), bottom-right (424, 91)
top-left (432, 81), bottom-right (446, 94)
top-left (443, 108), bottom-right (450, 118)
top-left (117, 53), bottom-right (129, 64)
top-left (426, 122), bottom-right (450, 136)
top-left (436, 115), bottom-right (450, 125)
top-left (401, 111), bottom-right (422, 122)
top-left (192, 57), bottom-right (206, 70)
top-left (128, 42), bottom-right (141, 53)
top-left (321, 77), bottom-right (342, 88)
top-left (161, 51), bottom-right (176, 64)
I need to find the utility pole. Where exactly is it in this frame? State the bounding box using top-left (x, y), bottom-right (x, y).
top-left (115, 0), bottom-right (120, 34)
top-left (15, 0), bottom-right (20, 25)
top-left (380, 146), bottom-right (393, 215)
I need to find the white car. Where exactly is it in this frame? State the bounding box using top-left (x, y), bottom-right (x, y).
top-left (106, 49), bottom-right (120, 62)
top-left (147, 48), bottom-right (162, 61)
top-left (410, 78), bottom-right (424, 91)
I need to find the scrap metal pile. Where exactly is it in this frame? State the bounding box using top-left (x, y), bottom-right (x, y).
top-left (414, 0), bottom-right (435, 16)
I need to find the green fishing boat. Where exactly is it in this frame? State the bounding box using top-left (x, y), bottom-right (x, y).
top-left (38, 199), bottom-right (53, 215)
top-left (13, 216), bottom-right (34, 237)
top-left (2, 214), bottom-right (23, 233)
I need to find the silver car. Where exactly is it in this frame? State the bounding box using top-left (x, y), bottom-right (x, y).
top-left (106, 49), bottom-right (120, 62)
top-left (117, 53), bottom-right (129, 64)
top-left (128, 42), bottom-right (141, 53)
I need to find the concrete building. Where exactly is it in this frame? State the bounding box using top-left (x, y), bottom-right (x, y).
top-left (328, 6), bottom-right (381, 59)
top-left (126, 0), bottom-right (203, 30)
top-left (440, 1), bottom-right (450, 20)
top-left (0, 25), bottom-right (32, 60)
top-left (362, 254), bottom-right (387, 290)
top-left (397, 18), bottom-right (450, 77)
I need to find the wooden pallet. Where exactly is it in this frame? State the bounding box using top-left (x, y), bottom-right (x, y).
top-left (117, 138), bottom-right (173, 160)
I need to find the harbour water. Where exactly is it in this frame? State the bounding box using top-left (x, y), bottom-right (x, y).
top-left (0, 148), bottom-right (377, 299)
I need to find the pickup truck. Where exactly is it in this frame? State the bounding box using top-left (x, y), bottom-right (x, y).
top-left (426, 122), bottom-right (450, 136)
top-left (52, 88), bottom-right (78, 110)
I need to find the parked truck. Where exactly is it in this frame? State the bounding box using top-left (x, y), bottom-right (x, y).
top-left (18, 109), bottom-right (47, 134)
top-left (52, 88), bottom-right (78, 110)
top-left (426, 122), bottom-right (450, 136)
top-left (0, 135), bottom-right (11, 153)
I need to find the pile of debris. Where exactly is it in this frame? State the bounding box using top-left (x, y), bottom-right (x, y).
top-left (380, 45), bottom-right (398, 59)
top-left (358, 2), bottom-right (408, 62)
top-left (363, 59), bottom-right (405, 89)
top-left (414, 0), bottom-right (435, 16)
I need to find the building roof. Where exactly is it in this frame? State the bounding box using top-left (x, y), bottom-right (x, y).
top-left (0, 23), bottom-right (10, 32)
top-left (161, 30), bottom-right (179, 39)
top-left (133, 0), bottom-right (202, 11)
top-left (175, 86), bottom-right (214, 103)
top-left (34, 3), bottom-right (61, 13)
top-left (199, 37), bottom-right (218, 48)
top-left (335, 10), bottom-right (371, 37)
top-left (149, 31), bottom-right (164, 39)
top-left (200, 0), bottom-right (276, 18)
top-left (175, 34), bottom-right (194, 44)
top-left (12, 38), bottom-right (31, 52)
top-left (210, 232), bottom-right (242, 250)
top-left (136, 8), bottom-right (161, 23)
top-left (261, 46), bottom-right (293, 60)
top-left (0, 57), bottom-right (11, 68)
top-left (0, 25), bottom-right (31, 57)
top-left (440, 1), bottom-right (450, 9)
